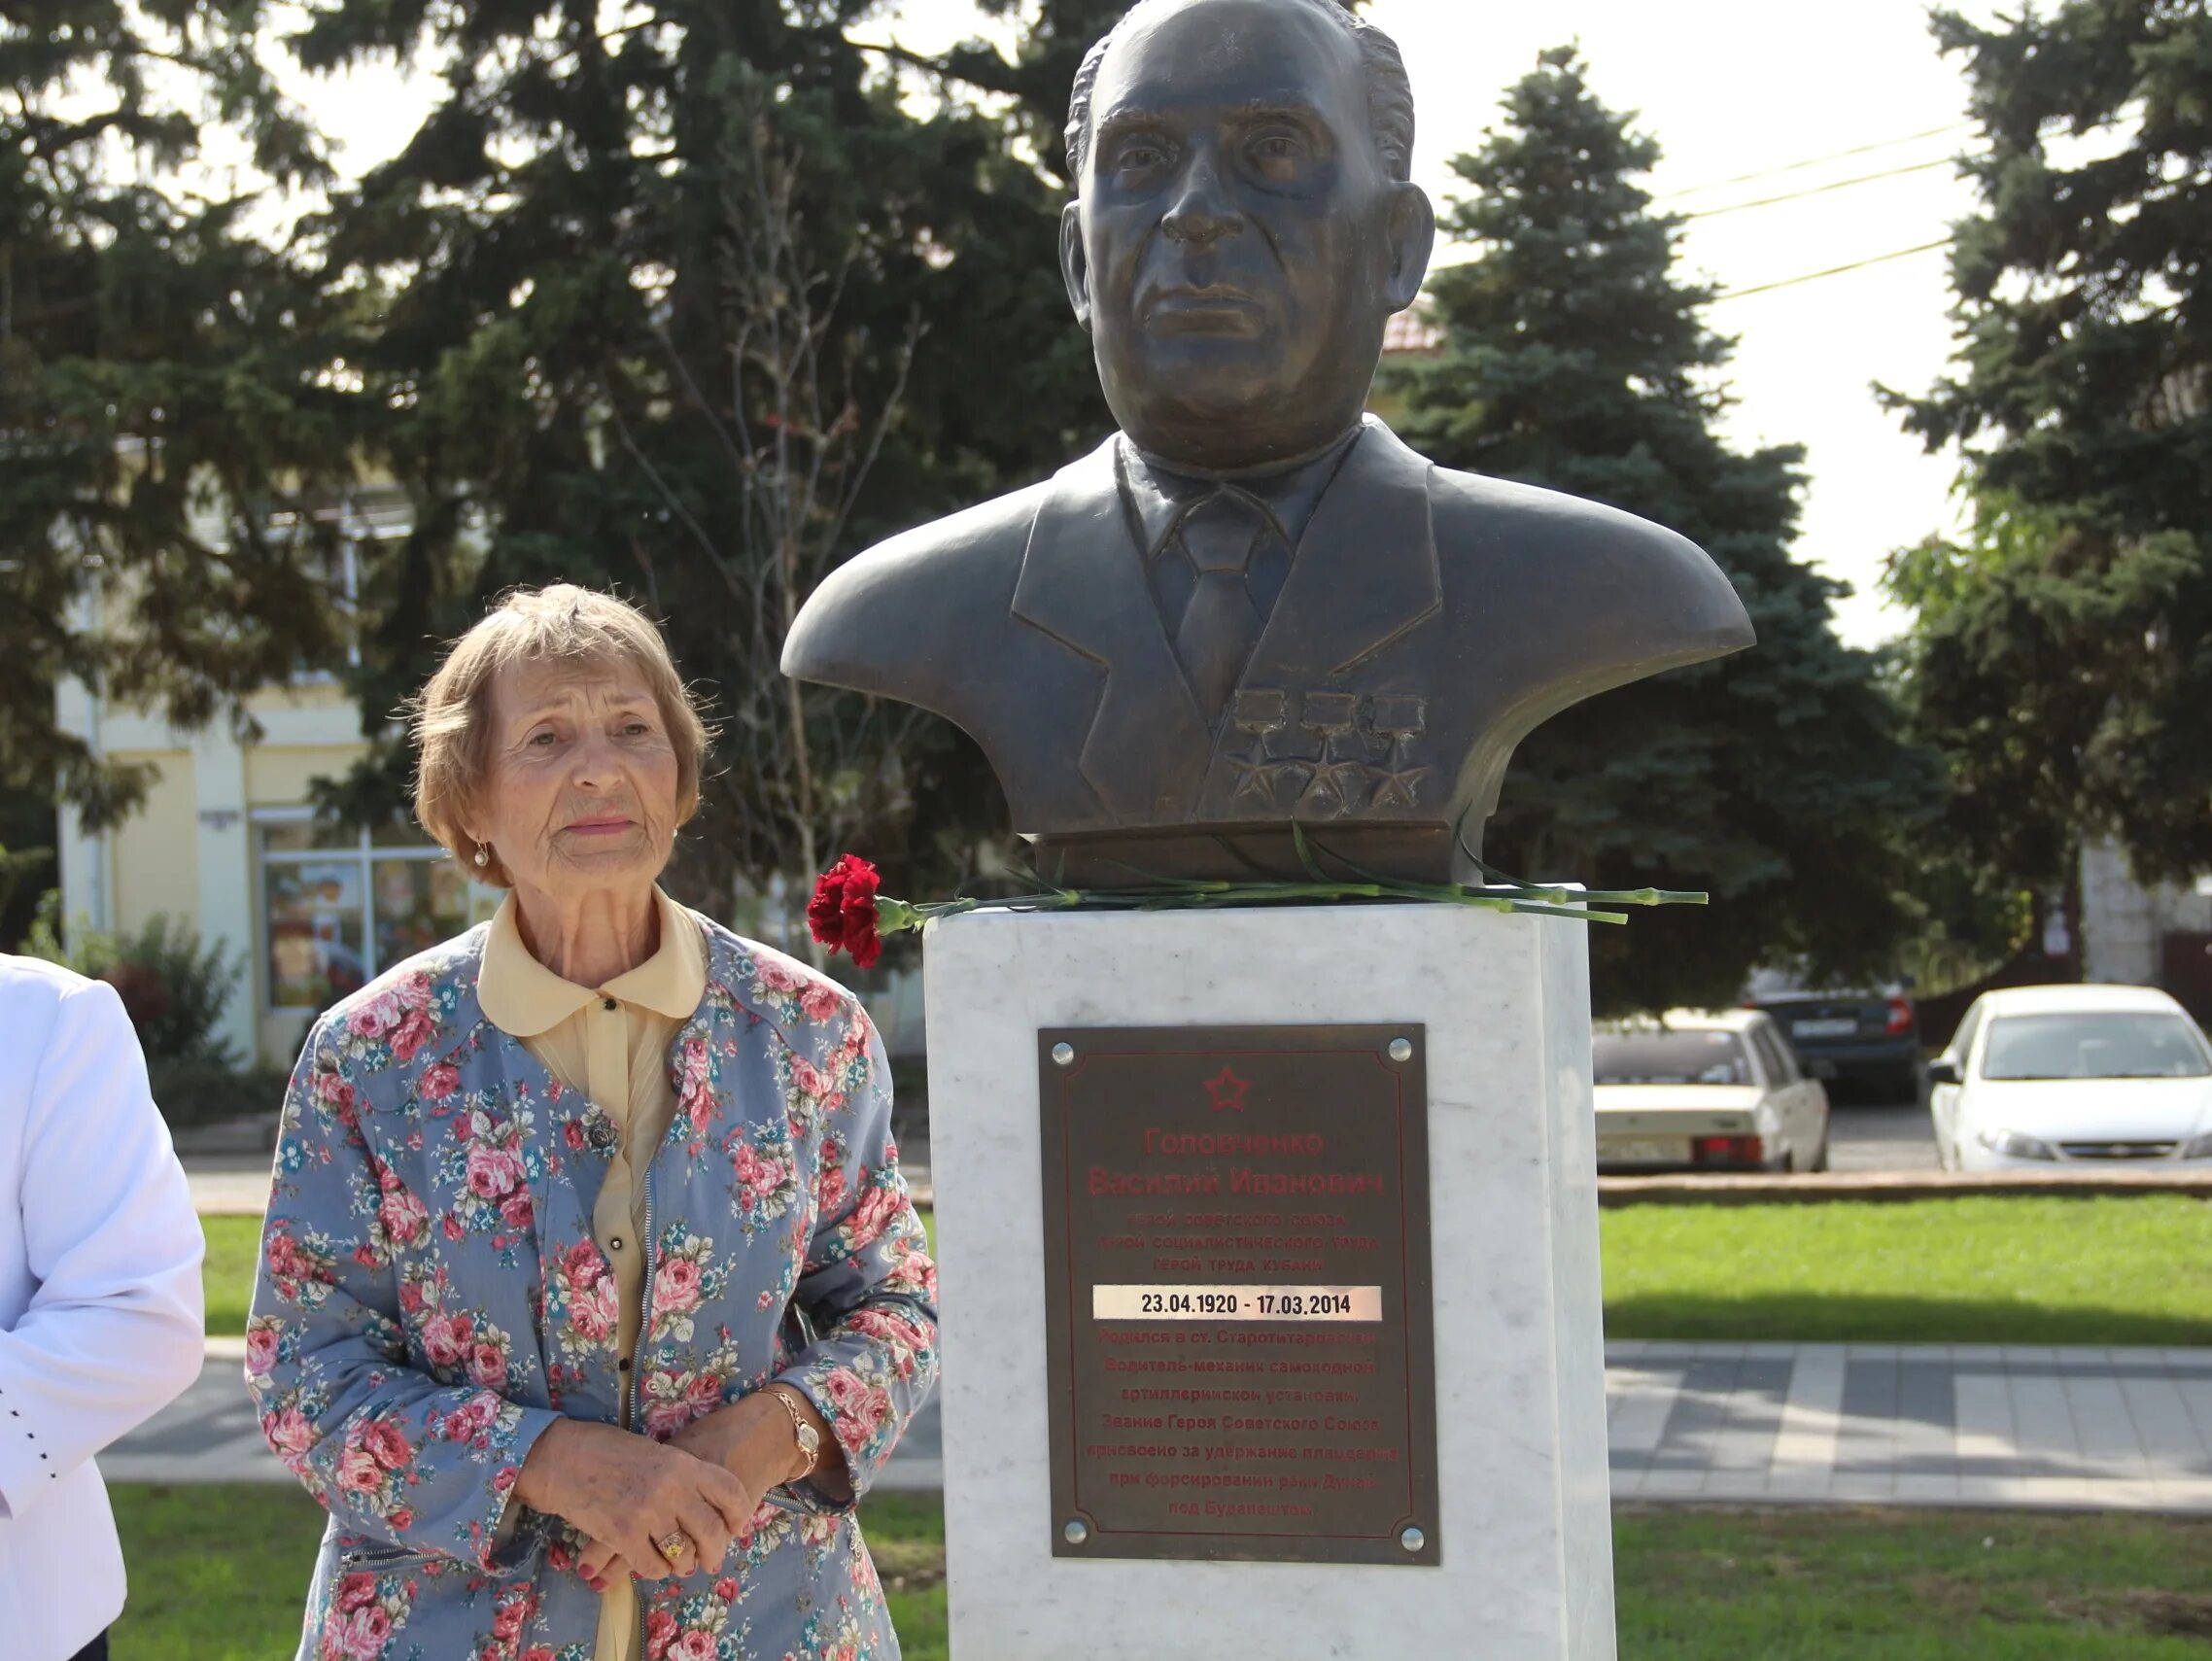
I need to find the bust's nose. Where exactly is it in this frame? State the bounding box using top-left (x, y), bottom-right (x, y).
top-left (1160, 153), bottom-right (1244, 247)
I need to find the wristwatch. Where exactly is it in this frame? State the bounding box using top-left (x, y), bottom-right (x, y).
top-left (766, 1384), bottom-right (822, 1481)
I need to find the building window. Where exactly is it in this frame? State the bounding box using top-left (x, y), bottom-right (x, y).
top-left (257, 813), bottom-right (496, 1010)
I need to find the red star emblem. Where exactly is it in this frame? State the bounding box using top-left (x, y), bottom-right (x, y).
top-left (1203, 1066), bottom-right (1250, 1112)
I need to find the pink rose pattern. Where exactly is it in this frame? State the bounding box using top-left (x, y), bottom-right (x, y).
top-left (644, 1228), bottom-right (728, 1347)
top-left (545, 1236), bottom-right (622, 1365)
top-left (249, 926), bottom-right (930, 1659)
top-left (316, 1563), bottom-right (420, 1661)
top-left (724, 1120), bottom-right (802, 1241)
top-left (639, 1332), bottom-right (745, 1443)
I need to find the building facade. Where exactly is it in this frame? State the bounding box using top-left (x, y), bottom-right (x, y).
top-left (2079, 840), bottom-right (2212, 1021)
top-left (48, 487), bottom-right (506, 1069)
top-left (53, 669), bottom-right (502, 1070)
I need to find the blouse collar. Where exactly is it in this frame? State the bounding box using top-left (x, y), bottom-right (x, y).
top-left (476, 884), bottom-right (706, 1039)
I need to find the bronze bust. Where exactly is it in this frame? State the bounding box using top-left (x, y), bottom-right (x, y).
top-left (782, 0), bottom-right (1754, 885)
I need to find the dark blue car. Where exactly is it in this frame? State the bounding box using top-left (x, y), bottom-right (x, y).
top-left (1752, 989), bottom-right (1923, 1103)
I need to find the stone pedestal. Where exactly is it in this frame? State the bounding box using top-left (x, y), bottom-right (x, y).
top-left (921, 905), bottom-right (1614, 1660)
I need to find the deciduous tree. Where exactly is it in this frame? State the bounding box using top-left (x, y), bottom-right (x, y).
top-left (297, 0), bottom-right (1109, 910)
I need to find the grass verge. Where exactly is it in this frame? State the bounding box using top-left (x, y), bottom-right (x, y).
top-left (1613, 1506), bottom-right (2212, 1658)
top-left (109, 1487), bottom-right (2212, 1660)
top-left (202, 1211), bottom-right (260, 1338)
top-left (208, 1197), bottom-right (2208, 1346)
top-left (1601, 1195), bottom-right (2212, 1346)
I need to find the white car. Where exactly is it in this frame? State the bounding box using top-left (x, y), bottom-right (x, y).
top-left (1929, 984), bottom-right (2212, 1170)
top-left (1593, 1010), bottom-right (1831, 1173)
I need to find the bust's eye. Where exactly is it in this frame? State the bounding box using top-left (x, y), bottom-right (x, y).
top-left (1249, 129), bottom-right (1309, 173)
top-left (1112, 136), bottom-right (1170, 175)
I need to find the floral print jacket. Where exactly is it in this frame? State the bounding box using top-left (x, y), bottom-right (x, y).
top-left (246, 917), bottom-right (939, 1661)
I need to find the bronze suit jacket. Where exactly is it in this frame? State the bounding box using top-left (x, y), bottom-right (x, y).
top-left (783, 418), bottom-right (1754, 882)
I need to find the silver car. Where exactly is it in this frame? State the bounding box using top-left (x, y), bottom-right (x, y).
top-left (1594, 1010), bottom-right (1832, 1173)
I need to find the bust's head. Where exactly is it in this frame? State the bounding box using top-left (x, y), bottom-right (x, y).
top-left (1061, 0), bottom-right (1434, 473)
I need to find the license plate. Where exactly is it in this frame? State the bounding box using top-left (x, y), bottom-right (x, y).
top-left (1792, 1018), bottom-right (1858, 1038)
top-left (1601, 1137), bottom-right (1686, 1164)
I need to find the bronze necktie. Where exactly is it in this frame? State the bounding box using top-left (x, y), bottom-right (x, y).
top-left (1173, 490), bottom-right (1270, 719)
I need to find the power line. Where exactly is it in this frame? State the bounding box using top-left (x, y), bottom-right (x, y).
top-left (1681, 156), bottom-right (1958, 221)
top-left (1713, 238), bottom-right (1951, 302)
top-left (1657, 122), bottom-right (1973, 202)
top-left (1661, 100), bottom-right (2149, 206)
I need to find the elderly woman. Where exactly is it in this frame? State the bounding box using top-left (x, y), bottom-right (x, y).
top-left (247, 584), bottom-right (937, 1661)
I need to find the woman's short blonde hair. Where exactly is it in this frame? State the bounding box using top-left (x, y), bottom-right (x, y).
top-left (410, 584), bottom-right (711, 886)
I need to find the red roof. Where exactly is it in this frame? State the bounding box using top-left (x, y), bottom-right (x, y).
top-left (1382, 309), bottom-right (1445, 354)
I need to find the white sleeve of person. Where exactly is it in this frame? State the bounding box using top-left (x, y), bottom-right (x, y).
top-left (0, 973), bottom-right (207, 1518)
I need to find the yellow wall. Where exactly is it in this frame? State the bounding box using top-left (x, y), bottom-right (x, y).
top-left (108, 750), bottom-right (198, 935)
top-left (245, 742), bottom-right (369, 809)
top-left (242, 679), bottom-right (358, 720)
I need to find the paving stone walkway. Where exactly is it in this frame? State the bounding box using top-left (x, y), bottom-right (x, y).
top-left (111, 1340), bottom-right (2212, 1512)
top-left (1607, 1340), bottom-right (2212, 1510)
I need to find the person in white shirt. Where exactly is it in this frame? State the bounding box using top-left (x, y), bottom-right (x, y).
top-left (0, 953), bottom-right (206, 1660)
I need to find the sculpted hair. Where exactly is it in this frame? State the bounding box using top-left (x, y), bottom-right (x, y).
top-left (409, 583), bottom-right (711, 887)
top-left (1064, 0), bottom-right (1415, 187)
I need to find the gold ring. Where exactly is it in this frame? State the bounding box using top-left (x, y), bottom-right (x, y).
top-left (657, 1530), bottom-right (692, 1564)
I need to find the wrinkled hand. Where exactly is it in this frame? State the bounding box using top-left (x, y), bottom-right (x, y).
top-left (514, 1418), bottom-right (750, 1583)
top-left (574, 1394), bottom-right (818, 1587)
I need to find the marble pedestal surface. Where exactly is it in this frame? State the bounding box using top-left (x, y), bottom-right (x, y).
top-left (920, 905), bottom-right (1615, 1660)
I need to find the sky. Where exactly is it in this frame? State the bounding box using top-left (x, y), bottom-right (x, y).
top-left (275, 0), bottom-right (2015, 647)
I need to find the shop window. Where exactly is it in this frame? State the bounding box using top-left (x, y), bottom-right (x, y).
top-left (258, 813), bottom-right (496, 1011)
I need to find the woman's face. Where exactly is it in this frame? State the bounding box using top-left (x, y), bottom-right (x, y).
top-left (465, 658), bottom-right (682, 907)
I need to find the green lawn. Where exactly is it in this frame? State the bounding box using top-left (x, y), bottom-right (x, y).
top-left (108, 1486), bottom-right (2212, 1659)
top-left (1613, 1506), bottom-right (2212, 1659)
top-left (203, 1211), bottom-right (261, 1338)
top-left (1602, 1195), bottom-right (2212, 1346)
top-left (207, 1196), bottom-right (2211, 1346)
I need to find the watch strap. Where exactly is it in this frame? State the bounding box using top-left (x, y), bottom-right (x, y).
top-left (767, 1384), bottom-right (822, 1480)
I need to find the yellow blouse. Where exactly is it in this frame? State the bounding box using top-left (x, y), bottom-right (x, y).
top-left (478, 886), bottom-right (706, 1661)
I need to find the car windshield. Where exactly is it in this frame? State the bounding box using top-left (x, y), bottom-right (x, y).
top-left (1980, 1012), bottom-right (2212, 1081)
top-left (1593, 1031), bottom-right (1751, 1087)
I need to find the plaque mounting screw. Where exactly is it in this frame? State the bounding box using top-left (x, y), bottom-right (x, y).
top-left (1052, 1042), bottom-right (1076, 1067)
top-left (1400, 1526), bottom-right (1425, 1552)
top-left (1388, 1038), bottom-right (1414, 1063)
top-left (1063, 1518), bottom-right (1089, 1545)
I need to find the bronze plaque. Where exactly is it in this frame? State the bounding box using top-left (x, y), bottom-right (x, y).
top-left (1038, 1024), bottom-right (1439, 1566)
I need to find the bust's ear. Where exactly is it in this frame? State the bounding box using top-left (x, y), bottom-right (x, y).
top-left (1060, 200), bottom-right (1093, 330)
top-left (1382, 182), bottom-right (1436, 314)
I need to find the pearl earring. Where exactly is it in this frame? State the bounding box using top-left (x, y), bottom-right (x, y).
top-left (473, 845), bottom-right (490, 868)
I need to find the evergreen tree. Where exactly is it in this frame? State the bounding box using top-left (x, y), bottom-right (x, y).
top-left (0, 782), bottom-right (52, 951)
top-left (1886, 0), bottom-right (2212, 893)
top-left (0, 1), bottom-right (356, 825)
top-left (1391, 48), bottom-right (1937, 1013)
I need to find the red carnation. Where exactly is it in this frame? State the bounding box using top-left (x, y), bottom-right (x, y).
top-left (808, 854), bottom-right (885, 969)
